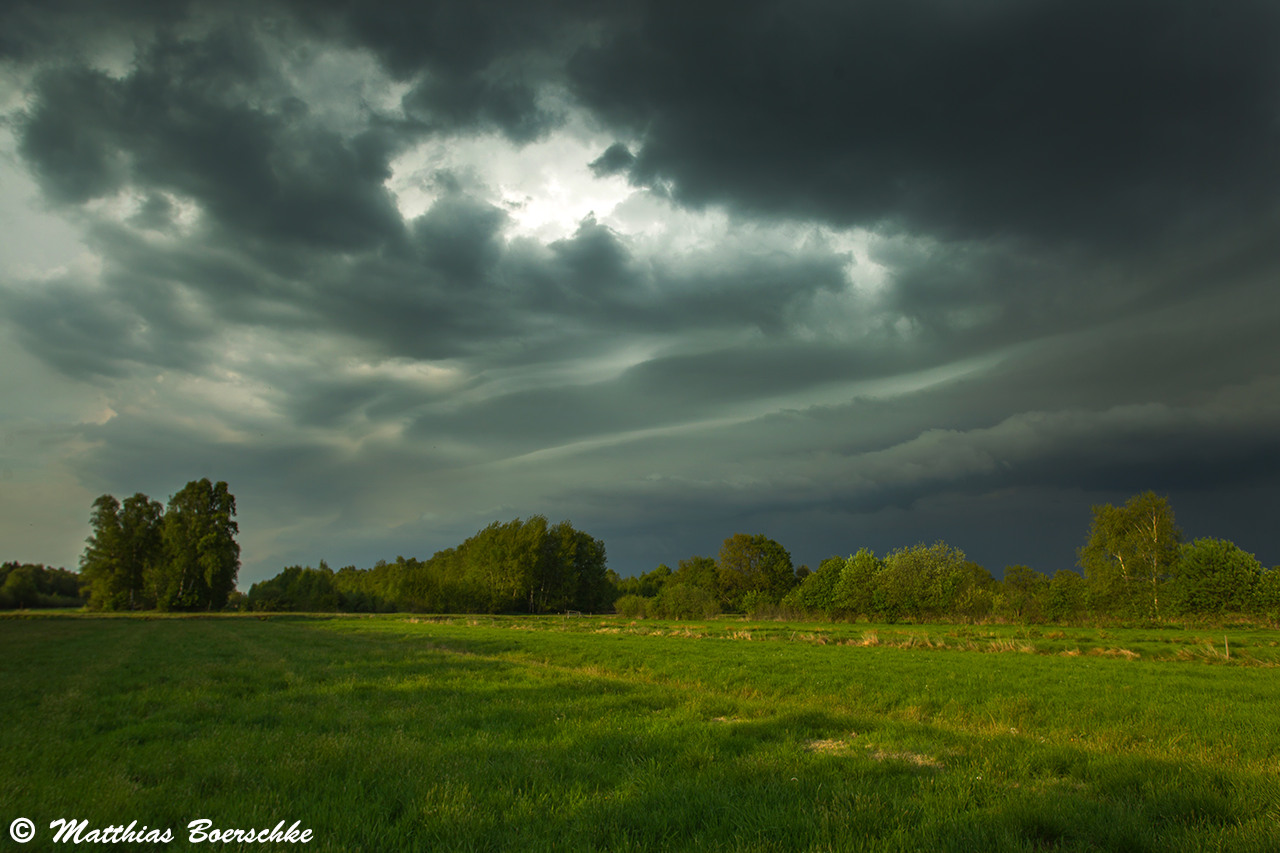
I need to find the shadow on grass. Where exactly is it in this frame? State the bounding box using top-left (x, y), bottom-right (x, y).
top-left (3, 616), bottom-right (1278, 852)
top-left (278, 622), bottom-right (1280, 851)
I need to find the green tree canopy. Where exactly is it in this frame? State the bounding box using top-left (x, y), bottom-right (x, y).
top-left (833, 548), bottom-right (882, 617)
top-left (80, 494), bottom-right (124, 609)
top-left (672, 555), bottom-right (718, 591)
top-left (875, 542), bottom-right (969, 621)
top-left (80, 492), bottom-right (164, 610)
top-left (0, 563), bottom-right (83, 609)
top-left (615, 563), bottom-right (673, 599)
top-left (1, 564), bottom-right (39, 609)
top-left (1168, 538), bottom-right (1262, 615)
top-left (952, 561), bottom-right (998, 623)
top-left (119, 493), bottom-right (164, 609)
top-left (248, 564), bottom-right (341, 612)
top-left (1078, 491), bottom-right (1181, 619)
top-left (716, 533), bottom-right (795, 611)
top-left (1256, 568), bottom-right (1280, 616)
top-left (1000, 565), bottom-right (1050, 623)
top-left (787, 555), bottom-right (847, 615)
top-left (652, 583), bottom-right (720, 619)
top-left (1045, 569), bottom-right (1088, 623)
top-left (155, 479), bottom-right (241, 611)
top-left (256, 516), bottom-right (610, 615)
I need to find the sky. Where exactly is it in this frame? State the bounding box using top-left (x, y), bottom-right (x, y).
top-left (2, 0), bottom-right (1279, 588)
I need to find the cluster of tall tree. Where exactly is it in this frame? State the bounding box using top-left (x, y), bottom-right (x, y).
top-left (247, 516), bottom-right (612, 614)
top-left (79, 479), bottom-right (240, 611)
top-left (0, 562), bottom-right (84, 609)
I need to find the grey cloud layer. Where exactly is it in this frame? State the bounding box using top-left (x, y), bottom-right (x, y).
top-left (2, 0), bottom-right (1278, 578)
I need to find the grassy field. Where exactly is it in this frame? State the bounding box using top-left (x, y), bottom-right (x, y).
top-left (2, 614), bottom-right (1279, 851)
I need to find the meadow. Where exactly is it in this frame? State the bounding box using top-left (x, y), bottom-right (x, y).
top-left (2, 614), bottom-right (1279, 851)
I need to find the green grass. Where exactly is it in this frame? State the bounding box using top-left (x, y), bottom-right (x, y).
top-left (3, 614), bottom-right (1280, 851)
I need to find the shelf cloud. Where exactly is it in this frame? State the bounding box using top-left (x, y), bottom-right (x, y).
top-left (2, 0), bottom-right (1278, 582)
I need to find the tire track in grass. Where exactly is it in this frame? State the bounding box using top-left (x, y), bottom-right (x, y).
top-left (3, 618), bottom-right (169, 811)
top-left (218, 617), bottom-right (304, 692)
top-left (34, 618), bottom-right (151, 726)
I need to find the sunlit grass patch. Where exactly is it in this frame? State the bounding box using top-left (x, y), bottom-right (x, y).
top-left (4, 613), bottom-right (1280, 851)
top-left (805, 737), bottom-right (854, 754)
top-left (867, 749), bottom-right (944, 769)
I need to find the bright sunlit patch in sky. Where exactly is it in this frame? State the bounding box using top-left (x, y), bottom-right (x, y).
top-left (386, 120), bottom-right (637, 241)
top-left (344, 357), bottom-right (463, 389)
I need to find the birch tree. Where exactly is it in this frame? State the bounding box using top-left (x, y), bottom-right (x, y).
top-left (1078, 491), bottom-right (1180, 619)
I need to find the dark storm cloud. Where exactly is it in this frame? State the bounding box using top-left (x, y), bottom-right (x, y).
top-left (504, 215), bottom-right (854, 341)
top-left (4, 0), bottom-right (1280, 580)
top-left (12, 0), bottom-right (1280, 252)
top-left (589, 143), bottom-right (635, 178)
top-left (570, 0), bottom-right (1280, 249)
top-left (482, 244), bottom-right (1280, 573)
top-left (3, 177), bottom-right (851, 392)
top-left (128, 194), bottom-right (179, 232)
top-left (0, 0), bottom-right (190, 61)
top-left (19, 36), bottom-right (408, 251)
top-left (72, 413), bottom-right (454, 532)
top-left (282, 0), bottom-right (613, 143)
top-left (528, 368), bottom-right (1280, 573)
top-left (401, 73), bottom-right (558, 144)
top-left (411, 186), bottom-right (510, 283)
top-left (7, 0), bottom-right (864, 379)
top-left (287, 0), bottom-right (593, 80)
top-left (5, 276), bottom-right (150, 379)
top-left (5, 219), bottom-right (324, 380)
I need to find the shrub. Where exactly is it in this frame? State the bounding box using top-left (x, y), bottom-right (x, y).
top-left (652, 583), bottom-right (720, 620)
top-left (1169, 538), bottom-right (1262, 615)
top-left (613, 594), bottom-right (650, 618)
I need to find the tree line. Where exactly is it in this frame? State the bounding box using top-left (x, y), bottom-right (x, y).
top-left (245, 493), bottom-right (1279, 622)
top-left (0, 562), bottom-right (83, 609)
top-left (4, 487), bottom-right (1277, 622)
top-left (247, 516), bottom-right (613, 614)
top-left (614, 493), bottom-right (1280, 623)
